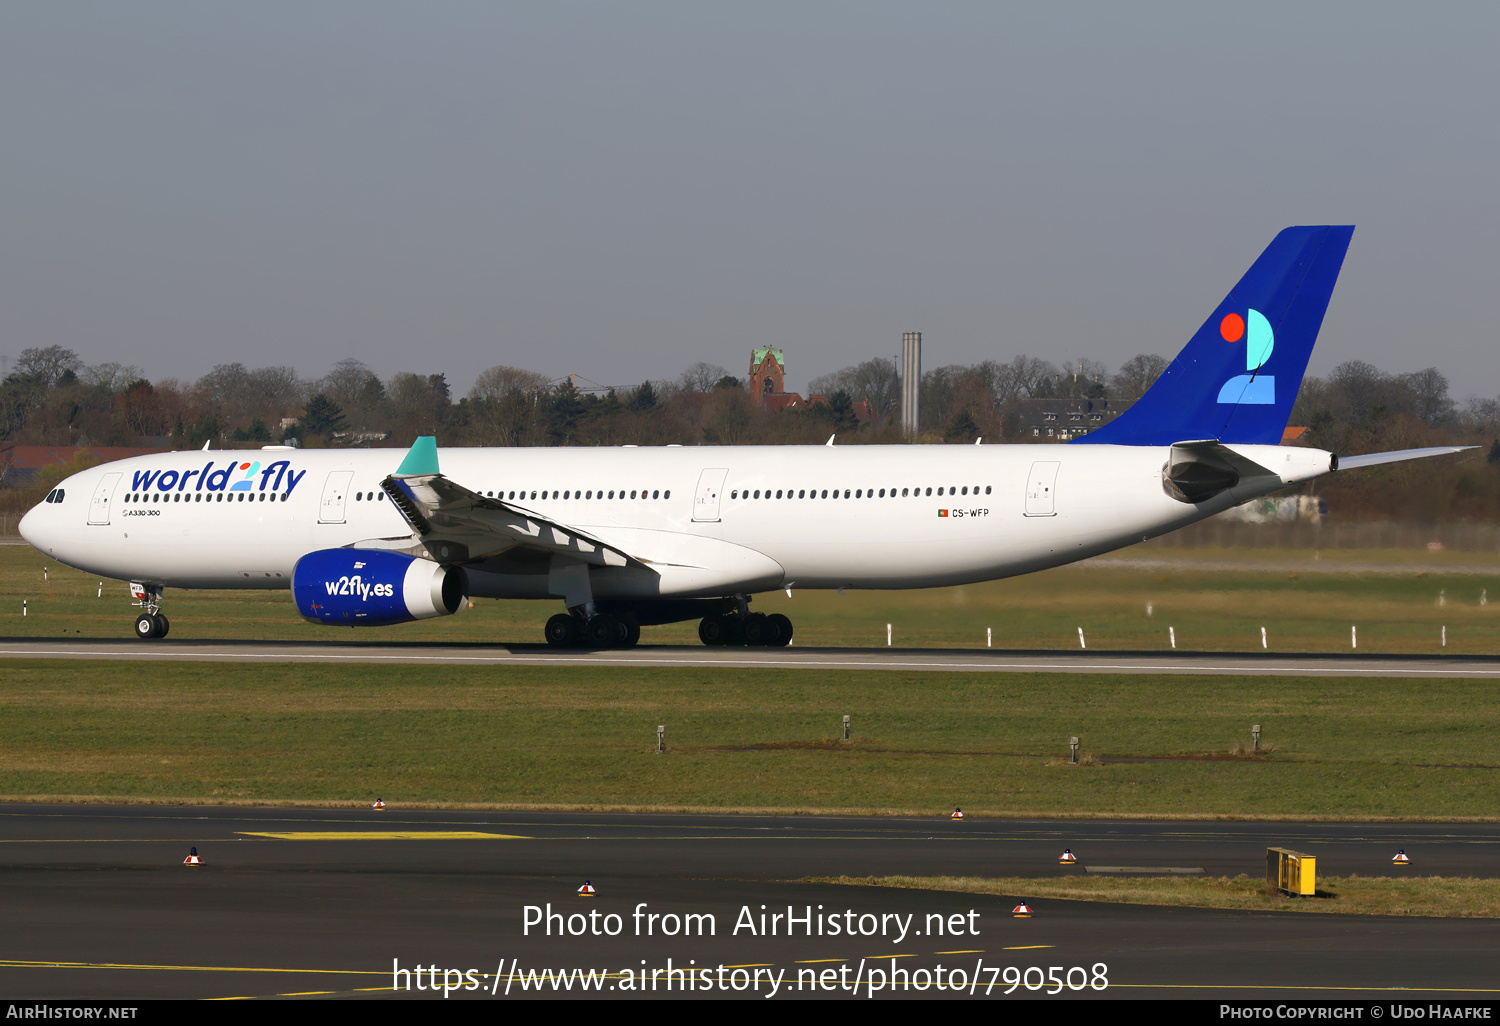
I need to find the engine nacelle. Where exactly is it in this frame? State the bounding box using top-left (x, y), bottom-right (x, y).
top-left (292, 549), bottom-right (467, 626)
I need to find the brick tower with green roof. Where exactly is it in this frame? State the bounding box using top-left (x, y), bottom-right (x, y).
top-left (749, 347), bottom-right (785, 400)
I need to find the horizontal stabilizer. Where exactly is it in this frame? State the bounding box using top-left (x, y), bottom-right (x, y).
top-left (1337, 446), bottom-right (1475, 471)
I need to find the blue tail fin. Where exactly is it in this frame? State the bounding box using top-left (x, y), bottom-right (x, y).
top-left (1076, 225), bottom-right (1354, 446)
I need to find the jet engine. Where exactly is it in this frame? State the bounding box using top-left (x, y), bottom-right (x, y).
top-left (292, 549), bottom-right (467, 626)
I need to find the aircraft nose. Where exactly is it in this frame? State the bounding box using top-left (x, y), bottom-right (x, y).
top-left (18, 503), bottom-right (53, 554)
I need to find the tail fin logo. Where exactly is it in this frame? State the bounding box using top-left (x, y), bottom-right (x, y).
top-left (1216, 309), bottom-right (1275, 405)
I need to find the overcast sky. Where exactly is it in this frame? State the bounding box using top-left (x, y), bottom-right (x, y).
top-left (2, 3), bottom-right (1497, 398)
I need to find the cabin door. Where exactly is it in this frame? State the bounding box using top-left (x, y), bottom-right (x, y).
top-left (88, 472), bottom-right (121, 525)
top-left (318, 471), bottom-right (354, 524)
top-left (692, 468), bottom-right (729, 522)
top-left (1024, 461), bottom-right (1059, 517)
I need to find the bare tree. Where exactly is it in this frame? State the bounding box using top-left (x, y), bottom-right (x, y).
top-left (320, 359), bottom-right (380, 409)
top-left (1002, 355), bottom-right (1060, 399)
top-left (1110, 353), bottom-right (1170, 398)
top-left (197, 363), bottom-right (252, 419)
top-left (1398, 367), bottom-right (1454, 427)
top-left (677, 362), bottom-right (732, 393)
top-left (1460, 395), bottom-right (1500, 436)
top-left (81, 362), bottom-right (145, 393)
top-left (808, 357), bottom-right (900, 419)
top-left (388, 371), bottom-right (450, 436)
top-left (469, 364), bottom-right (549, 401)
top-left (16, 346), bottom-right (83, 387)
top-left (247, 366), bottom-right (307, 413)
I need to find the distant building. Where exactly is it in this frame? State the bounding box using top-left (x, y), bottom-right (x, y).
top-left (748, 348), bottom-right (871, 420)
top-left (749, 347), bottom-right (785, 399)
top-left (0, 445), bottom-right (170, 489)
top-left (1020, 397), bottom-right (1133, 441)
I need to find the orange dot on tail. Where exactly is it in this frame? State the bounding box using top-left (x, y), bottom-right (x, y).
top-left (1220, 313), bottom-right (1245, 342)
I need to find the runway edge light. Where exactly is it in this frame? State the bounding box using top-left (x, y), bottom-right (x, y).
top-left (183, 846), bottom-right (202, 867)
top-left (951, 807), bottom-right (963, 820)
top-left (1393, 849), bottom-right (1411, 867)
top-left (373, 799), bottom-right (385, 811)
top-left (1012, 902), bottom-right (1033, 918)
top-left (1059, 849), bottom-right (1078, 865)
top-left (578, 880), bottom-right (597, 897)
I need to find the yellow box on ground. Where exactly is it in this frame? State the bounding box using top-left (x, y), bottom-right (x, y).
top-left (1267, 847), bottom-right (1316, 896)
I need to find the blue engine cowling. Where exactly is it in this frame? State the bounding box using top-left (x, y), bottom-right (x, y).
top-left (292, 549), bottom-right (467, 626)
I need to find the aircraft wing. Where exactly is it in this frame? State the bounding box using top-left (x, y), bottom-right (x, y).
top-left (1337, 446), bottom-right (1475, 470)
top-left (374, 438), bottom-right (637, 567)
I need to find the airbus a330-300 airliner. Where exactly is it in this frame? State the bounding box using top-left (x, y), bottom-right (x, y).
top-left (19, 226), bottom-right (1467, 647)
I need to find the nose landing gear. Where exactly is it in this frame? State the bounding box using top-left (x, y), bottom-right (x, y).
top-left (130, 583), bottom-right (169, 640)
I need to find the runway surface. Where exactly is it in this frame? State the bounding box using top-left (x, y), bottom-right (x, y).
top-left (3, 636), bottom-right (1500, 677)
top-left (1, 804), bottom-right (1496, 1001)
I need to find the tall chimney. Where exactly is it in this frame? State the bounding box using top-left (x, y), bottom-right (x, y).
top-left (901, 332), bottom-right (922, 435)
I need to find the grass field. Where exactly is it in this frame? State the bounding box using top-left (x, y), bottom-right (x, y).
top-left (2, 541), bottom-right (1499, 819)
top-left (5, 541), bottom-right (1499, 917)
top-left (0, 660), bottom-right (1496, 818)
top-left (817, 874), bottom-right (1500, 918)
top-left (4, 542), bottom-right (1500, 654)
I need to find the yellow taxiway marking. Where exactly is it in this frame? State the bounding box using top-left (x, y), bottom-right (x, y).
top-left (1003, 945), bottom-right (1054, 950)
top-left (237, 831), bottom-right (529, 841)
top-left (0, 959), bottom-right (382, 976)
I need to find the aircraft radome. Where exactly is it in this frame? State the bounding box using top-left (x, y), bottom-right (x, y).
top-left (19, 226), bottom-right (1468, 647)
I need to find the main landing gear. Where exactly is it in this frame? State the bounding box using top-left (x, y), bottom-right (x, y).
top-left (130, 583), bottom-right (169, 640)
top-left (537, 597), bottom-right (792, 649)
top-left (544, 611), bottom-right (641, 649)
top-left (698, 612), bottom-right (793, 647)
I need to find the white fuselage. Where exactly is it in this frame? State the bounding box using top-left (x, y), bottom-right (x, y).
top-left (19, 442), bottom-right (1334, 601)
